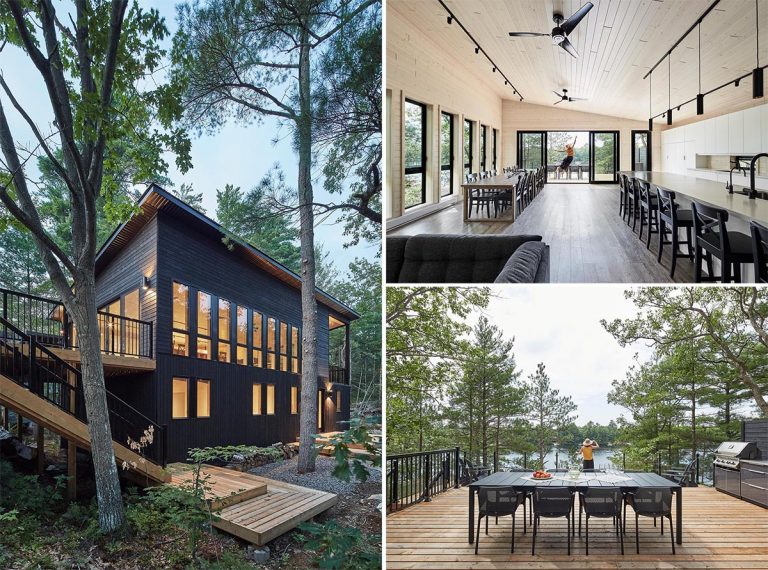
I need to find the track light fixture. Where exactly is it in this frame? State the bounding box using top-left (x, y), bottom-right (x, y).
top-left (475, 46), bottom-right (479, 54)
top-left (667, 56), bottom-right (672, 125)
top-left (447, 15), bottom-right (452, 24)
top-left (696, 23), bottom-right (704, 115)
top-left (648, 71), bottom-right (653, 131)
top-left (492, 67), bottom-right (496, 72)
top-left (735, 78), bottom-right (741, 87)
top-left (753, 0), bottom-right (764, 98)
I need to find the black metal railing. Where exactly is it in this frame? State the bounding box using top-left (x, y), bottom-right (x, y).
top-left (329, 365), bottom-right (347, 385)
top-left (0, 315), bottom-right (166, 467)
top-left (386, 447), bottom-right (460, 513)
top-left (1, 288), bottom-right (153, 359)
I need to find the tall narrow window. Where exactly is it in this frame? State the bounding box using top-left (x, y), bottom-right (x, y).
top-left (404, 99), bottom-right (427, 209)
top-left (266, 317), bottom-right (276, 369)
top-left (440, 112), bottom-right (454, 196)
top-left (480, 125), bottom-right (487, 170)
top-left (318, 391), bottom-right (323, 429)
top-left (172, 377), bottom-right (188, 419)
top-left (218, 298), bottom-right (231, 362)
top-left (336, 390), bottom-right (342, 412)
top-left (291, 326), bottom-right (300, 374)
top-left (252, 311), bottom-right (263, 367)
top-left (196, 379), bottom-right (210, 418)
top-left (464, 119), bottom-right (474, 178)
top-left (493, 129), bottom-right (498, 171)
top-left (291, 386), bottom-right (298, 415)
top-left (123, 289), bottom-right (139, 356)
top-left (236, 305), bottom-right (248, 365)
top-left (172, 282), bottom-right (189, 356)
top-left (197, 291), bottom-right (211, 360)
top-left (279, 322), bottom-right (288, 371)
top-left (252, 383), bottom-right (262, 415)
top-left (266, 384), bottom-right (275, 415)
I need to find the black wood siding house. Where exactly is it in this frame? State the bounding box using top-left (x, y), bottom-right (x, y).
top-left (94, 184), bottom-right (358, 462)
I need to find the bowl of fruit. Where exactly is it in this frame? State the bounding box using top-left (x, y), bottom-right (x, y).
top-left (532, 470), bottom-right (552, 480)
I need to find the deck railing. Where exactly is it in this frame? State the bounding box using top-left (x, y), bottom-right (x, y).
top-left (386, 447), bottom-right (460, 513)
top-left (1, 288), bottom-right (153, 359)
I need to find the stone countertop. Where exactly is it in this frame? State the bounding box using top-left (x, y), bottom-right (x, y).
top-left (742, 460), bottom-right (768, 468)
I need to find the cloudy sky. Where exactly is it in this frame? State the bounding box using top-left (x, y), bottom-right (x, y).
top-left (0, 1), bottom-right (374, 271)
top-left (468, 286), bottom-right (654, 425)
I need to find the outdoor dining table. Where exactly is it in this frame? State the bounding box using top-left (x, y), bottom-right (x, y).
top-left (467, 470), bottom-right (683, 545)
top-left (460, 171), bottom-right (525, 223)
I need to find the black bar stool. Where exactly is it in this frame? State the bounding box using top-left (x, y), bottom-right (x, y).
top-left (637, 179), bottom-right (658, 247)
top-left (619, 174), bottom-right (629, 220)
top-left (751, 221), bottom-right (768, 283)
top-left (656, 187), bottom-right (694, 279)
top-left (629, 178), bottom-right (642, 231)
top-left (691, 201), bottom-right (755, 283)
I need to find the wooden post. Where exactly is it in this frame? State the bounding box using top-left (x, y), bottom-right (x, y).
top-left (36, 424), bottom-right (44, 475)
top-left (67, 441), bottom-right (77, 500)
top-left (1, 405), bottom-right (7, 430)
top-left (16, 413), bottom-right (23, 438)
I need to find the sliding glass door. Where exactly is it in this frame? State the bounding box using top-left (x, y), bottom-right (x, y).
top-left (632, 130), bottom-right (651, 171)
top-left (547, 131), bottom-right (588, 183)
top-left (517, 131), bottom-right (545, 170)
top-left (589, 131), bottom-right (619, 183)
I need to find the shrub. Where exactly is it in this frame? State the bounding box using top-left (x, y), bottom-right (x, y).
top-left (0, 460), bottom-right (65, 518)
top-left (326, 418), bottom-right (381, 482)
top-left (298, 520), bottom-right (381, 570)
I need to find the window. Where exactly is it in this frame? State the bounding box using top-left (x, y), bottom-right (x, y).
top-left (336, 390), bottom-right (342, 411)
top-left (404, 99), bottom-right (427, 209)
top-left (291, 326), bottom-right (300, 374)
top-left (172, 282), bottom-right (189, 356)
top-left (464, 119), bottom-right (473, 178)
top-left (493, 129), bottom-right (498, 171)
top-left (196, 379), bottom-right (210, 418)
top-left (318, 391), bottom-right (323, 429)
top-left (440, 112), bottom-right (454, 196)
top-left (279, 322), bottom-right (288, 371)
top-left (266, 384), bottom-right (275, 415)
top-left (517, 131), bottom-right (545, 170)
top-left (266, 317), bottom-right (276, 369)
top-left (218, 298), bottom-right (230, 362)
top-left (172, 377), bottom-right (188, 419)
top-left (632, 130), bottom-right (651, 171)
top-left (291, 386), bottom-right (298, 415)
top-left (197, 291), bottom-right (211, 359)
top-left (480, 125), bottom-right (487, 170)
top-left (123, 289), bottom-right (139, 356)
top-left (236, 305), bottom-right (248, 365)
top-left (252, 311), bottom-right (263, 367)
top-left (99, 288), bottom-right (140, 355)
top-left (252, 383), bottom-right (262, 415)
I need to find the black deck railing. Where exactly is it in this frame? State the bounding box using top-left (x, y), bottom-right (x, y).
top-left (329, 365), bottom-right (347, 385)
top-left (386, 447), bottom-right (461, 513)
top-left (0, 315), bottom-right (166, 467)
top-left (1, 288), bottom-right (153, 359)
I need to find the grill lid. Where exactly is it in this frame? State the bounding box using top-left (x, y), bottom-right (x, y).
top-left (715, 441), bottom-right (757, 459)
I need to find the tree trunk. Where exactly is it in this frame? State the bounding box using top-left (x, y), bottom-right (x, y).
top-left (297, 32), bottom-right (319, 474)
top-left (68, 281), bottom-right (125, 531)
top-left (481, 374), bottom-right (487, 467)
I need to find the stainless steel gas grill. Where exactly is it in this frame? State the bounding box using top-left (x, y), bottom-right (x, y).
top-left (713, 441), bottom-right (758, 498)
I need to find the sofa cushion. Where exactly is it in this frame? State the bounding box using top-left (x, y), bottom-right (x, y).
top-left (386, 236), bottom-right (409, 283)
top-left (394, 234), bottom-right (542, 283)
top-left (494, 241), bottom-right (548, 283)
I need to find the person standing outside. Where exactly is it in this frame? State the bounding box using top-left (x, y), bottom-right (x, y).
top-left (580, 438), bottom-right (599, 471)
top-left (555, 136), bottom-right (577, 178)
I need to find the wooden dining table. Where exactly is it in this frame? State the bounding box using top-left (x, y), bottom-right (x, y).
top-left (460, 171), bottom-right (525, 223)
top-left (467, 470), bottom-right (683, 545)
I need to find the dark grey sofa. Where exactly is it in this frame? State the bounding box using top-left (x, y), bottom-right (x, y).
top-left (386, 234), bottom-right (550, 284)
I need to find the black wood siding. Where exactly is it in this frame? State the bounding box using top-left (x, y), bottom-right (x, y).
top-left (744, 420), bottom-right (768, 460)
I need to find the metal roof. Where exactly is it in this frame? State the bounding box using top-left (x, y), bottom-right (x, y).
top-left (95, 184), bottom-right (360, 321)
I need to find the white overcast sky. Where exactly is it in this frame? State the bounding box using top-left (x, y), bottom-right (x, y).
top-left (468, 286), bottom-right (654, 425)
top-left (0, 1), bottom-right (374, 271)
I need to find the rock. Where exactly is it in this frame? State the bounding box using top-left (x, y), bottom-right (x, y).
top-left (246, 545), bottom-right (270, 564)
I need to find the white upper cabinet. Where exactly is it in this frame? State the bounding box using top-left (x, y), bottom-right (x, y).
top-left (714, 115), bottom-right (729, 154)
top-left (762, 104), bottom-right (768, 151)
top-left (728, 113), bottom-right (744, 154)
top-left (705, 118), bottom-right (717, 154)
top-left (743, 106), bottom-right (762, 154)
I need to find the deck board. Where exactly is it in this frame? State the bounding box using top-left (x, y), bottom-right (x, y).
top-left (386, 486), bottom-right (768, 569)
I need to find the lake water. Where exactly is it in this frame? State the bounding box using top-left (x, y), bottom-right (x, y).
top-left (505, 447), bottom-right (620, 470)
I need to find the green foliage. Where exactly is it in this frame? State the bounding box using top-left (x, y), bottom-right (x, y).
top-left (327, 418), bottom-right (381, 482)
top-left (0, 461), bottom-right (65, 519)
top-left (297, 520), bottom-right (381, 570)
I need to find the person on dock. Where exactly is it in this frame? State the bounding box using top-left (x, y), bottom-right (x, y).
top-left (580, 438), bottom-right (599, 471)
top-left (555, 136), bottom-right (577, 178)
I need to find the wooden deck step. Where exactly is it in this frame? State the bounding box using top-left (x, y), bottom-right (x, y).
top-left (167, 464), bottom-right (267, 510)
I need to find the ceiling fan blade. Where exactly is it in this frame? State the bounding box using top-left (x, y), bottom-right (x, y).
top-left (569, 97), bottom-right (588, 101)
top-left (559, 37), bottom-right (579, 58)
top-left (561, 2), bottom-right (594, 35)
top-left (552, 90), bottom-right (564, 98)
top-left (508, 32), bottom-right (550, 37)
top-left (553, 99), bottom-right (564, 105)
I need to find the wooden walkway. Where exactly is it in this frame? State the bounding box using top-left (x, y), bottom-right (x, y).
top-left (387, 486), bottom-right (768, 569)
top-left (169, 464), bottom-right (337, 546)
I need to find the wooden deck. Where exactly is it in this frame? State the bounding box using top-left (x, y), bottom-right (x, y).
top-left (386, 486), bottom-right (768, 569)
top-left (169, 464), bottom-right (337, 546)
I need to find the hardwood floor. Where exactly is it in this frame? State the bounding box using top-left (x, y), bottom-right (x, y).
top-left (388, 183), bottom-right (697, 283)
top-left (387, 486), bottom-right (768, 569)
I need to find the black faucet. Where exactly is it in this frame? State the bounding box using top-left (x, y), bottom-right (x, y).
top-left (727, 165), bottom-right (747, 193)
top-left (749, 153), bottom-right (768, 199)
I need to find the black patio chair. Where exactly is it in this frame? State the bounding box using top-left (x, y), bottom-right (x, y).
top-left (578, 488), bottom-right (624, 555)
top-left (474, 486), bottom-right (526, 554)
top-left (662, 458), bottom-right (697, 487)
top-left (459, 457), bottom-right (491, 485)
top-left (532, 487), bottom-right (574, 555)
top-left (625, 487), bottom-right (675, 555)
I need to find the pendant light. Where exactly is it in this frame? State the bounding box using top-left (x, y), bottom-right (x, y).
top-left (696, 23), bottom-right (704, 115)
top-left (648, 71), bottom-right (653, 131)
top-left (667, 56), bottom-right (672, 125)
top-left (753, 0), bottom-right (764, 98)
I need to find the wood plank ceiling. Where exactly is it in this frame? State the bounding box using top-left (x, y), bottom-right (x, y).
top-left (390, 0), bottom-right (768, 124)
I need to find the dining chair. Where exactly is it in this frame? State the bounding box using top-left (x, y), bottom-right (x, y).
top-left (624, 488), bottom-right (675, 555)
top-left (691, 201), bottom-right (754, 283)
top-left (750, 221), bottom-right (768, 283)
top-left (656, 187), bottom-right (694, 279)
top-left (637, 179), bottom-right (658, 247)
top-left (579, 488), bottom-right (624, 555)
top-left (532, 487), bottom-right (574, 555)
top-left (474, 486), bottom-right (526, 554)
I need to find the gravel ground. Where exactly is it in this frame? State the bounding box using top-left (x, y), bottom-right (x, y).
top-left (248, 454), bottom-right (381, 494)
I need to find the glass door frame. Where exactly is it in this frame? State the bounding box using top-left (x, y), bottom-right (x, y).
top-left (516, 130), bottom-right (547, 171)
top-left (403, 98), bottom-right (427, 209)
top-left (589, 130), bottom-right (620, 184)
top-left (631, 130), bottom-right (652, 171)
top-left (440, 111), bottom-right (454, 197)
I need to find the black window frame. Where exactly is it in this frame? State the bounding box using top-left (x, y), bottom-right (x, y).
top-left (440, 111), bottom-right (454, 197)
top-left (631, 130), bottom-right (652, 171)
top-left (464, 119), bottom-right (474, 177)
top-left (589, 130), bottom-right (620, 184)
top-left (493, 129), bottom-right (498, 171)
top-left (404, 99), bottom-right (427, 209)
top-left (516, 131), bottom-right (547, 170)
top-left (480, 124), bottom-right (487, 171)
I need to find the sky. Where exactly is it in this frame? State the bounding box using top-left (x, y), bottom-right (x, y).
top-left (467, 286), bottom-right (654, 426)
top-left (0, 1), bottom-right (376, 273)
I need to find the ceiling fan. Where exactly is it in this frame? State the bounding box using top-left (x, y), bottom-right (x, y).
top-left (552, 89), bottom-right (587, 105)
top-left (508, 2), bottom-right (594, 59)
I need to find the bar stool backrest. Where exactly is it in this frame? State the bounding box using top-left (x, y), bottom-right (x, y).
top-left (581, 488), bottom-right (622, 517)
top-left (751, 221), bottom-right (768, 283)
top-left (533, 487), bottom-right (572, 516)
top-left (656, 187), bottom-right (677, 218)
top-left (692, 201), bottom-right (730, 252)
top-left (631, 488), bottom-right (672, 516)
top-left (478, 486), bottom-right (522, 517)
